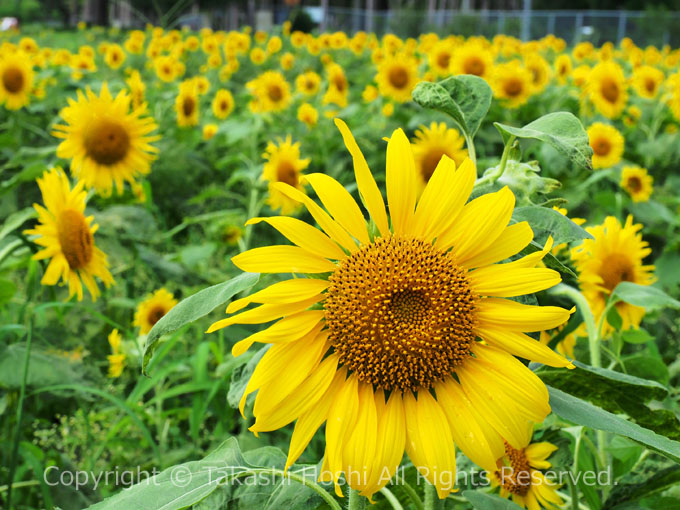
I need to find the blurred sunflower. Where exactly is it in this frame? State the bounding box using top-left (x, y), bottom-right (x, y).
top-left (492, 436), bottom-right (563, 510)
top-left (297, 103), bottom-right (318, 127)
top-left (428, 40), bottom-right (454, 76)
top-left (375, 53), bottom-right (419, 103)
top-left (492, 61), bottom-right (532, 108)
top-left (24, 168), bottom-right (114, 301)
top-left (411, 122), bottom-right (468, 190)
top-left (0, 51), bottom-right (34, 110)
top-left (208, 119), bottom-right (572, 499)
top-left (554, 54), bottom-right (572, 84)
top-left (571, 216), bottom-right (655, 333)
top-left (524, 53), bottom-right (551, 93)
top-left (261, 136), bottom-right (310, 214)
top-left (203, 123), bottom-right (218, 140)
top-left (620, 166), bottom-right (653, 202)
top-left (125, 70), bottom-right (145, 109)
top-left (451, 42), bottom-right (493, 79)
top-left (104, 43), bottom-right (125, 69)
top-left (212, 88), bottom-right (234, 119)
top-left (154, 55), bottom-right (176, 82)
top-left (107, 329), bottom-right (126, 378)
top-left (247, 71), bottom-right (291, 113)
top-left (631, 65), bottom-right (664, 99)
top-left (587, 123), bottom-right (624, 170)
top-left (134, 288), bottom-right (178, 335)
top-left (176, 80), bottom-right (200, 126)
top-left (53, 83), bottom-right (159, 195)
top-left (323, 64), bottom-right (348, 107)
top-left (295, 71), bottom-right (321, 96)
top-left (668, 72), bottom-right (680, 121)
top-left (587, 61), bottom-right (628, 118)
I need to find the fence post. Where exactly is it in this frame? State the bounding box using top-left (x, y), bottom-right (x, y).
top-left (617, 11), bottom-right (627, 42)
top-left (548, 13), bottom-right (555, 35)
top-left (521, 0), bottom-right (532, 41)
top-left (366, 0), bottom-right (374, 33)
top-left (574, 12), bottom-right (583, 43)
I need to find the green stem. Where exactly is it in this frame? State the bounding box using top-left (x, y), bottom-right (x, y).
top-left (242, 182), bottom-right (261, 251)
top-left (348, 487), bottom-right (366, 510)
top-left (475, 135), bottom-right (515, 188)
top-left (464, 133), bottom-right (477, 170)
top-left (379, 487), bottom-right (404, 510)
top-left (399, 480), bottom-right (425, 510)
top-left (424, 481), bottom-right (437, 510)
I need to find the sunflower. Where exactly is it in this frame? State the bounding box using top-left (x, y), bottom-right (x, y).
top-left (104, 43), bottom-right (126, 69)
top-left (571, 216), bottom-right (655, 333)
top-left (554, 54), bottom-right (572, 84)
top-left (246, 71), bottom-right (292, 113)
top-left (375, 53), bottom-right (420, 103)
top-left (492, 436), bottom-right (564, 510)
top-left (134, 288), bottom-right (178, 335)
top-left (107, 329), bottom-right (126, 378)
top-left (52, 83), bottom-right (159, 196)
top-left (297, 103), bottom-right (318, 127)
top-left (524, 53), bottom-right (551, 93)
top-left (631, 65), bottom-right (664, 99)
top-left (23, 168), bottom-right (114, 301)
top-left (295, 71), bottom-right (321, 96)
top-left (250, 47), bottom-right (267, 65)
top-left (175, 80), bottom-right (200, 127)
top-left (323, 64), bottom-right (349, 107)
top-left (587, 61), bottom-right (628, 118)
top-left (261, 136), bottom-right (310, 214)
top-left (587, 123), bottom-right (624, 170)
top-left (428, 40), bottom-right (454, 77)
top-left (207, 119), bottom-right (572, 498)
top-left (620, 166), bottom-right (653, 202)
top-left (203, 123), bottom-right (218, 140)
top-left (212, 88), bottom-right (234, 119)
top-left (125, 70), bottom-right (145, 109)
top-left (668, 72), bottom-right (680, 121)
top-left (451, 42), bottom-right (494, 79)
top-left (154, 55), bottom-right (176, 82)
top-left (0, 51), bottom-right (34, 110)
top-left (492, 61), bottom-right (533, 108)
top-left (280, 52), bottom-right (295, 71)
top-left (411, 122), bottom-right (468, 190)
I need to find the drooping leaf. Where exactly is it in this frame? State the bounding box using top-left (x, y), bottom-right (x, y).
top-left (512, 206), bottom-right (593, 246)
top-left (0, 207), bottom-right (37, 242)
top-left (603, 466), bottom-right (680, 509)
top-left (611, 282), bottom-right (680, 311)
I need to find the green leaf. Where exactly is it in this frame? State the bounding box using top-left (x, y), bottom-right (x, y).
top-left (611, 282), bottom-right (680, 311)
top-left (607, 306), bottom-right (623, 331)
top-left (0, 278), bottom-right (16, 306)
top-left (621, 328), bottom-right (655, 344)
top-left (0, 344), bottom-right (88, 389)
top-left (512, 206), bottom-right (593, 246)
top-left (494, 112), bottom-right (592, 169)
top-left (603, 466), bottom-right (680, 509)
top-left (547, 386), bottom-right (680, 463)
top-left (518, 240), bottom-right (577, 279)
top-left (143, 272), bottom-right (259, 375)
top-left (411, 75), bottom-right (492, 138)
top-left (0, 207), bottom-right (36, 242)
top-left (463, 490), bottom-right (524, 510)
top-left (540, 361), bottom-right (679, 440)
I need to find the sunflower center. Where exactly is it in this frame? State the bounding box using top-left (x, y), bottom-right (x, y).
top-left (496, 442), bottom-right (532, 497)
top-left (182, 96), bottom-right (195, 116)
top-left (324, 236), bottom-right (477, 392)
top-left (147, 305), bottom-right (167, 326)
top-left (267, 84), bottom-right (283, 102)
top-left (592, 137), bottom-right (611, 156)
top-left (644, 78), bottom-right (656, 93)
top-left (421, 148), bottom-right (445, 183)
top-left (503, 78), bottom-right (523, 97)
top-left (58, 209), bottom-right (93, 270)
top-left (276, 160), bottom-right (298, 187)
top-left (436, 51), bottom-right (451, 69)
top-left (600, 253), bottom-right (634, 292)
top-left (388, 66), bottom-right (409, 89)
top-left (220, 100), bottom-right (228, 111)
top-left (463, 57), bottom-right (484, 76)
top-left (333, 74), bottom-right (347, 92)
top-left (627, 176), bottom-right (642, 192)
top-left (601, 78), bottom-right (620, 103)
top-left (3, 67), bottom-right (24, 93)
top-left (84, 120), bottom-right (131, 166)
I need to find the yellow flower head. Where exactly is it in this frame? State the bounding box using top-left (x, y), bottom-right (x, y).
top-left (104, 43), bottom-right (126, 69)
top-left (107, 329), bottom-right (126, 378)
top-left (362, 84), bottom-right (379, 102)
top-left (175, 79), bottom-right (200, 127)
top-left (280, 52), bottom-right (295, 71)
top-left (375, 53), bottom-right (420, 103)
top-left (203, 123), bottom-right (218, 140)
top-left (323, 64), bottom-right (349, 107)
top-left (23, 168), bottom-right (114, 301)
top-left (587, 122), bottom-right (624, 169)
top-left (154, 55), bottom-right (176, 82)
top-left (381, 102), bottom-right (394, 117)
top-left (428, 40), bottom-right (454, 77)
top-left (572, 216), bottom-right (655, 333)
top-left (411, 122), bottom-right (468, 191)
top-left (587, 61), bottom-right (628, 118)
top-left (620, 166), bottom-right (653, 202)
top-left (134, 288), bottom-right (178, 335)
top-left (261, 136), bottom-right (310, 214)
top-left (246, 71), bottom-right (292, 113)
top-left (492, 60), bottom-right (533, 108)
top-left (250, 47), bottom-right (267, 65)
top-left (207, 118), bottom-right (572, 499)
top-left (632, 65), bottom-right (664, 99)
top-left (53, 83), bottom-right (160, 195)
top-left (212, 88), bottom-right (234, 119)
top-left (0, 50), bottom-right (34, 110)
top-left (554, 54), bottom-right (572, 85)
top-left (125, 70), bottom-right (146, 109)
top-left (451, 41), bottom-right (494, 79)
top-left (524, 53), bottom-right (551, 93)
top-left (297, 103), bottom-right (318, 127)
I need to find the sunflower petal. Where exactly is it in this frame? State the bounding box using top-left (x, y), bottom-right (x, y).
top-left (475, 326), bottom-right (574, 368)
top-left (342, 381), bottom-right (378, 494)
top-left (232, 245), bottom-right (337, 274)
top-left (325, 374), bottom-right (359, 496)
top-left (227, 278), bottom-right (329, 314)
top-left (476, 298), bottom-right (572, 332)
top-left (386, 128), bottom-right (417, 235)
top-left (468, 265), bottom-right (561, 297)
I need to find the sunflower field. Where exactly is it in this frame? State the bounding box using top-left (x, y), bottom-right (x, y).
top-left (1, 20), bottom-right (680, 510)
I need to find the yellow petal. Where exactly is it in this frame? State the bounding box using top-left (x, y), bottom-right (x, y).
top-left (410, 157), bottom-right (475, 241)
top-left (246, 216), bottom-right (346, 260)
top-left (342, 381), bottom-right (378, 494)
top-left (525, 442), bottom-right (558, 468)
top-left (325, 374), bottom-right (359, 496)
top-left (303, 173), bottom-right (369, 245)
top-left (334, 118), bottom-right (389, 237)
top-left (462, 222), bottom-right (534, 269)
top-left (208, 296), bottom-right (321, 332)
top-left (475, 326), bottom-right (573, 368)
top-left (468, 266), bottom-right (561, 297)
top-left (386, 128), bottom-right (417, 235)
top-left (437, 186), bottom-right (515, 262)
top-left (227, 278), bottom-right (330, 314)
top-left (232, 245), bottom-right (337, 274)
top-left (404, 391), bottom-right (457, 499)
top-left (476, 298), bottom-right (572, 332)
top-left (272, 182), bottom-right (357, 252)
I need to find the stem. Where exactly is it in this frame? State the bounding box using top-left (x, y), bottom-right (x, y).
top-left (242, 182), bottom-right (260, 251)
top-left (424, 481), bottom-right (437, 510)
top-left (474, 135), bottom-right (516, 188)
top-left (379, 487), bottom-right (404, 510)
top-left (464, 133), bottom-right (477, 170)
top-left (348, 487), bottom-right (366, 510)
top-left (549, 284), bottom-right (599, 367)
top-left (399, 480), bottom-right (425, 510)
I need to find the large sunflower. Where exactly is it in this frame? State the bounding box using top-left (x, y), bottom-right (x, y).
top-left (0, 50), bottom-right (34, 110)
top-left (587, 122), bottom-right (624, 170)
top-left (571, 216), bottom-right (655, 333)
top-left (52, 83), bottom-right (159, 196)
top-left (208, 119), bottom-right (572, 498)
top-left (24, 168), bottom-right (114, 301)
top-left (375, 53), bottom-right (420, 103)
top-left (134, 288), bottom-right (178, 335)
top-left (587, 61), bottom-right (628, 119)
top-left (411, 122), bottom-right (468, 190)
top-left (261, 136), bottom-right (310, 214)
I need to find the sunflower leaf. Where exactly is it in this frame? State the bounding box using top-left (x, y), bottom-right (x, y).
top-left (463, 490), bottom-right (524, 510)
top-left (611, 282), bottom-right (680, 311)
top-left (494, 112), bottom-right (592, 169)
top-left (512, 205), bottom-right (593, 245)
top-left (142, 272), bottom-right (260, 375)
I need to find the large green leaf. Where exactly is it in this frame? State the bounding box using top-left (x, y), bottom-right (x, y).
top-left (611, 282), bottom-right (680, 311)
top-left (494, 112), bottom-right (592, 169)
top-left (512, 206), bottom-right (593, 246)
top-left (0, 207), bottom-right (36, 242)
top-left (411, 74), bottom-right (492, 138)
top-left (463, 490), bottom-right (523, 510)
top-left (142, 272), bottom-right (259, 374)
top-left (603, 466), bottom-right (680, 509)
top-left (0, 344), bottom-right (88, 389)
top-left (547, 386), bottom-right (680, 463)
top-left (540, 362), bottom-right (680, 440)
